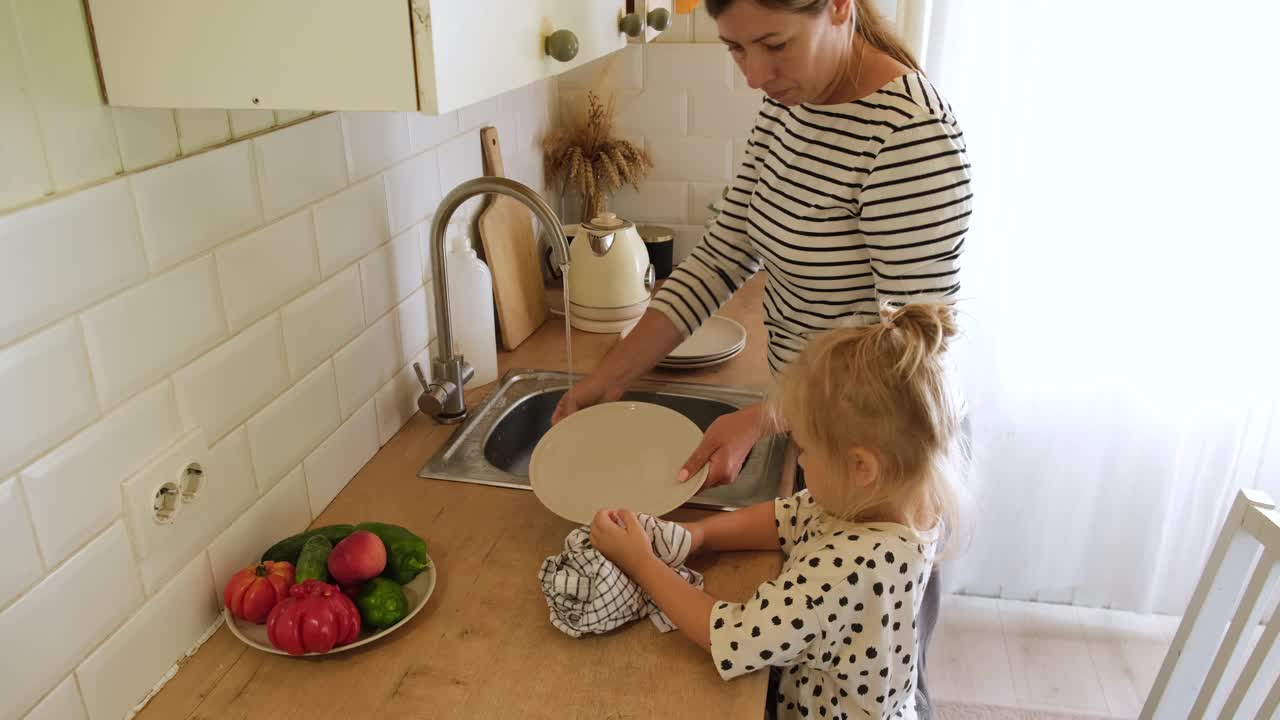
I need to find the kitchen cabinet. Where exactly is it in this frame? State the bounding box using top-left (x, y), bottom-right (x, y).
top-left (622, 0), bottom-right (675, 43)
top-left (83, 1), bottom-right (633, 113)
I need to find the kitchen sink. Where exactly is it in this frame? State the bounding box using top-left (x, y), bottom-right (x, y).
top-left (418, 369), bottom-right (793, 512)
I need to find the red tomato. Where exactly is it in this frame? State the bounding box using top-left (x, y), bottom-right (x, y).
top-left (266, 580), bottom-right (362, 655)
top-left (223, 561), bottom-right (294, 624)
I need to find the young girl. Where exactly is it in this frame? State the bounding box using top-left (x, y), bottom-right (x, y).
top-left (590, 304), bottom-right (966, 720)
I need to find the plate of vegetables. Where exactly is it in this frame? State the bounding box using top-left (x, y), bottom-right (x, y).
top-left (222, 522), bottom-right (435, 656)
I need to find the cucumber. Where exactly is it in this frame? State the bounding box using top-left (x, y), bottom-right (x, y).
top-left (261, 524), bottom-right (355, 563)
top-left (295, 535), bottom-right (333, 583)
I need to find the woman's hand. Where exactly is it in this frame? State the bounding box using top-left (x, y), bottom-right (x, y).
top-left (678, 404), bottom-right (770, 490)
top-left (590, 510), bottom-right (654, 574)
top-left (551, 375), bottom-right (625, 425)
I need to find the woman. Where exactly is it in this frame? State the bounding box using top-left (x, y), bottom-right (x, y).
top-left (555, 0), bottom-right (970, 713)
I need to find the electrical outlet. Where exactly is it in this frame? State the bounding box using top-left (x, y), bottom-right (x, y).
top-left (122, 429), bottom-right (211, 590)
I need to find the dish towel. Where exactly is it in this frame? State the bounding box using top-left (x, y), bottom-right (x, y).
top-left (538, 513), bottom-right (704, 638)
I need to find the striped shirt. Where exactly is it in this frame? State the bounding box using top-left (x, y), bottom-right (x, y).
top-left (651, 72), bottom-right (971, 374)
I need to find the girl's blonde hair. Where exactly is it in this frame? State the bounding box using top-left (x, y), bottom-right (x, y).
top-left (703, 0), bottom-right (921, 72)
top-left (772, 304), bottom-right (967, 544)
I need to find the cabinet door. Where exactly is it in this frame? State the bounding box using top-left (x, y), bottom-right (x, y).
top-left (86, 0), bottom-right (417, 110)
top-left (416, 0), bottom-right (627, 114)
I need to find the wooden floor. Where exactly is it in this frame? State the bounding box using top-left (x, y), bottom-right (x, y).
top-left (930, 595), bottom-right (1180, 719)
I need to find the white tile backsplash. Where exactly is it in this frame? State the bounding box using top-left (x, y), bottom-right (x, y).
top-left (614, 89), bottom-right (688, 135)
top-left (229, 109), bottom-right (276, 138)
top-left (112, 108), bottom-right (181, 171)
top-left (0, 178), bottom-right (146, 347)
top-left (611, 181), bottom-right (690, 225)
top-left (82, 256), bottom-right (227, 409)
top-left (647, 136), bottom-right (733, 182)
top-left (208, 465), bottom-right (311, 596)
top-left (645, 43), bottom-right (733, 93)
top-left (360, 226), bottom-right (424, 326)
top-left (34, 107), bottom-right (121, 194)
top-left (76, 552), bottom-right (218, 720)
top-left (246, 361), bottom-right (341, 495)
top-left (689, 182), bottom-right (728, 226)
top-left (20, 381), bottom-right (181, 568)
top-left (172, 314), bottom-right (290, 443)
top-left (131, 141), bottom-right (263, 272)
top-left (0, 5), bottom-right (52, 209)
top-left (23, 676), bottom-right (87, 720)
top-left (435, 129), bottom-right (485, 223)
top-left (175, 109), bottom-right (232, 154)
top-left (0, 522), bottom-right (142, 720)
top-left (0, 477), bottom-right (42, 609)
top-left (254, 114), bottom-right (349, 219)
top-left (409, 111), bottom-right (460, 153)
top-left (215, 209), bottom-right (320, 332)
top-left (373, 353), bottom-right (426, 446)
top-left (313, 175), bottom-right (391, 277)
top-left (690, 91), bottom-right (763, 140)
top-left (394, 286), bottom-right (431, 366)
top-left (303, 399), bottom-right (378, 517)
top-left (0, 320), bottom-right (98, 479)
top-left (341, 111), bottom-right (412, 181)
top-left (281, 265), bottom-right (366, 380)
top-left (333, 313), bottom-right (400, 419)
top-left (384, 149), bottom-right (441, 236)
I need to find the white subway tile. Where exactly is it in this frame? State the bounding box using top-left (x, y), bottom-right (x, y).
top-left (246, 362), bottom-right (341, 495)
top-left (655, 13), bottom-right (693, 42)
top-left (172, 314), bottom-right (289, 443)
top-left (254, 113), bottom-right (349, 220)
top-left (0, 178), bottom-right (146, 347)
top-left (0, 8), bottom-right (51, 208)
top-left (77, 552), bottom-right (217, 720)
top-left (274, 110), bottom-right (312, 124)
top-left (11, 0), bottom-right (121, 191)
top-left (229, 109), bottom-right (276, 138)
top-left (733, 62), bottom-right (753, 91)
top-left (0, 320), bottom-right (97, 479)
top-left (615, 89), bottom-right (688, 135)
top-left (645, 41), bottom-right (733, 92)
top-left (135, 427), bottom-right (257, 594)
top-left (280, 265), bottom-right (365, 380)
top-left (374, 354), bottom-right (427, 446)
top-left (131, 141), bottom-right (263, 273)
top-left (333, 314), bottom-right (400, 419)
top-left (457, 94), bottom-right (501, 132)
top-left (303, 399), bottom-right (377, 516)
top-left (208, 466), bottom-right (310, 597)
top-left (647, 136), bottom-right (732, 181)
top-left (360, 226), bottom-right (424, 325)
top-left (341, 111), bottom-right (411, 181)
top-left (611, 181), bottom-right (690, 225)
top-left (562, 44), bottom-right (644, 90)
top-left (409, 110), bottom-right (460, 153)
top-left (82, 256), bottom-right (227, 409)
top-left (22, 676), bottom-right (87, 720)
top-left (0, 477), bottom-right (42, 609)
top-left (692, 4), bottom-right (721, 43)
top-left (215, 209), bottom-right (320, 332)
top-left (175, 109), bottom-right (232, 154)
top-left (21, 382), bottom-right (180, 569)
top-left (112, 108), bottom-right (180, 171)
top-left (0, 522), bottom-right (142, 720)
top-left (384, 150), bottom-right (441, 235)
top-left (313, 175), bottom-right (390, 277)
top-left (460, 91), bottom-right (518, 169)
top-left (671, 224), bottom-right (706, 264)
top-left (394, 286), bottom-right (431, 366)
top-left (436, 129), bottom-right (485, 222)
top-left (517, 80), bottom-right (555, 157)
top-left (690, 182), bottom-right (729, 226)
top-left (690, 92), bottom-right (764, 139)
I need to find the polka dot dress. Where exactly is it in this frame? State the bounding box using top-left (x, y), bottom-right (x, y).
top-left (709, 491), bottom-right (938, 720)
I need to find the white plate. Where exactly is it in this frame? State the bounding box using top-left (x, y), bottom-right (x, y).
top-left (660, 338), bottom-right (745, 364)
top-left (667, 316), bottom-right (747, 360)
top-left (657, 345), bottom-right (745, 369)
top-left (530, 402), bottom-right (707, 524)
top-left (224, 558), bottom-right (436, 656)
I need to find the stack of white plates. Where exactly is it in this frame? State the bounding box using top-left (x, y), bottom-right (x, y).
top-left (657, 316), bottom-right (747, 370)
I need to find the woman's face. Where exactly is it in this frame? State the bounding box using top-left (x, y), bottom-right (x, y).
top-left (715, 0), bottom-right (852, 106)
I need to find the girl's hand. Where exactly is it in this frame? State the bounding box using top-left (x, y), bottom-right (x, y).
top-left (590, 509), bottom-right (655, 573)
top-left (676, 520), bottom-right (706, 556)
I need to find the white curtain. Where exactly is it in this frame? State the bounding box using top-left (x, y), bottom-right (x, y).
top-left (921, 0), bottom-right (1280, 613)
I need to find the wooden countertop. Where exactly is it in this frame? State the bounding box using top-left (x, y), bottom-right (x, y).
top-left (137, 275), bottom-right (781, 720)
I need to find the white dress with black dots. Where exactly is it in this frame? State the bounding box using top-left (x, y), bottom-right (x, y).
top-left (709, 491), bottom-right (938, 720)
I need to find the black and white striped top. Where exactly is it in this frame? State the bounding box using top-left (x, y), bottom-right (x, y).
top-left (651, 72), bottom-right (971, 374)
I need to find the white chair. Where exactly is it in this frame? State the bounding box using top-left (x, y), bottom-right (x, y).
top-left (1142, 489), bottom-right (1280, 719)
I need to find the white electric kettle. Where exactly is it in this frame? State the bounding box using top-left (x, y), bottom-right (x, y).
top-left (565, 212), bottom-right (655, 333)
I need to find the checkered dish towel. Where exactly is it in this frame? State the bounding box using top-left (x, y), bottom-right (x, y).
top-left (538, 513), bottom-right (704, 638)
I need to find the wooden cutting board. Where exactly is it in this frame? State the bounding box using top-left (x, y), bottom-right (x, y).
top-left (476, 126), bottom-right (550, 350)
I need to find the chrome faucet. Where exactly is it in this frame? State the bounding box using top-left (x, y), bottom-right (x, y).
top-left (414, 177), bottom-right (571, 424)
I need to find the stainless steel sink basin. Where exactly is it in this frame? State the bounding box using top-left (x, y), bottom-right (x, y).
top-left (418, 369), bottom-right (792, 512)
